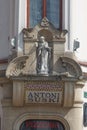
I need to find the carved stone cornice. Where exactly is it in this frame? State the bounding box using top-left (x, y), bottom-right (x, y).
top-left (11, 76), bottom-right (79, 83)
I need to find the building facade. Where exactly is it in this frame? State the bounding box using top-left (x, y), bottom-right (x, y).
top-left (0, 0), bottom-right (87, 130)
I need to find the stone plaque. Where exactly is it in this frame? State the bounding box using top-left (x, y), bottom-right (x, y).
top-left (24, 82), bottom-right (63, 104)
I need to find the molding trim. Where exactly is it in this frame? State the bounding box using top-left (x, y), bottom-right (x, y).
top-left (13, 113), bottom-right (70, 130)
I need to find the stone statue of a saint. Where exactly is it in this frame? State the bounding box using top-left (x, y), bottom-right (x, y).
top-left (36, 36), bottom-right (51, 75)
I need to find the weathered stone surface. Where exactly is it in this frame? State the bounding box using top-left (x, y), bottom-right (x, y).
top-left (0, 18), bottom-right (85, 130)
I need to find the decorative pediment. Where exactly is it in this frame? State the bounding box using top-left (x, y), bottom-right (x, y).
top-left (22, 17), bottom-right (67, 43)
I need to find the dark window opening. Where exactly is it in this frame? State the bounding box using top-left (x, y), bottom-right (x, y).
top-left (20, 120), bottom-right (65, 130)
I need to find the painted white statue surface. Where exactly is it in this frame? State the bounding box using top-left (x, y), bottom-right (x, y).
top-left (36, 36), bottom-right (51, 75)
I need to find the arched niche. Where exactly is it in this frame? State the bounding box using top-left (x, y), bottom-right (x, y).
top-left (37, 29), bottom-right (53, 42)
top-left (13, 113), bottom-right (70, 130)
